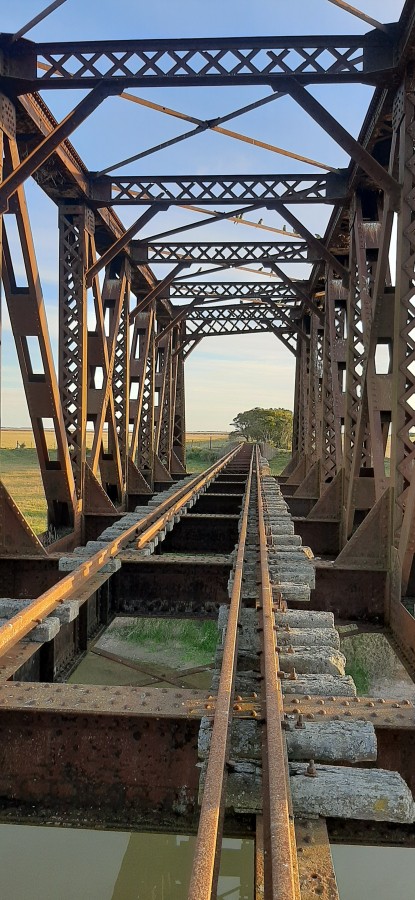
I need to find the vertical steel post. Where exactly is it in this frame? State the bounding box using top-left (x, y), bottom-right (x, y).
top-left (59, 204), bottom-right (93, 504)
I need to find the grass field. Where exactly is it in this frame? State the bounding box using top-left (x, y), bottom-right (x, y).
top-left (0, 448), bottom-right (48, 534)
top-left (0, 433), bottom-right (296, 534)
top-left (0, 433), bottom-right (236, 533)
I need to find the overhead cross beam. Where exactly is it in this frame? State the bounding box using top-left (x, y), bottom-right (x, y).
top-left (91, 172), bottom-right (348, 206)
top-left (156, 296), bottom-right (307, 346)
top-left (3, 33), bottom-right (396, 91)
top-left (131, 241), bottom-right (311, 265)
top-left (182, 302), bottom-right (299, 352)
top-left (168, 281), bottom-right (308, 302)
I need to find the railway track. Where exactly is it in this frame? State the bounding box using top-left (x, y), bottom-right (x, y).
top-left (186, 445), bottom-right (414, 899)
top-left (0, 443), bottom-right (413, 899)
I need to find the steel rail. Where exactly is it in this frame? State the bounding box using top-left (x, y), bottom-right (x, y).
top-left (187, 447), bottom-right (254, 900)
top-left (0, 445), bottom-right (241, 659)
top-left (255, 446), bottom-right (300, 899)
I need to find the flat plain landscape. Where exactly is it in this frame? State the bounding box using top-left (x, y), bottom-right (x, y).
top-left (0, 429), bottom-right (291, 534)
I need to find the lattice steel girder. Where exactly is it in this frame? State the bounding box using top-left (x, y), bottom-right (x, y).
top-left (92, 172), bottom-right (348, 205)
top-left (184, 302), bottom-right (298, 345)
top-left (131, 241), bottom-right (311, 265)
top-left (168, 281), bottom-right (307, 301)
top-left (0, 32), bottom-right (396, 92)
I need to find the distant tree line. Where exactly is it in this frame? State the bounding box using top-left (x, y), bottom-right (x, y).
top-left (230, 407), bottom-right (293, 449)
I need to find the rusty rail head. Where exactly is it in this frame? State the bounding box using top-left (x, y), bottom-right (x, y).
top-left (255, 446), bottom-right (300, 900)
top-left (0, 444), bottom-right (242, 658)
top-left (187, 446), bottom-right (254, 900)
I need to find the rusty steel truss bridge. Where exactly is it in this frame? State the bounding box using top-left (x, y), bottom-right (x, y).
top-left (1, 2), bottom-right (415, 898)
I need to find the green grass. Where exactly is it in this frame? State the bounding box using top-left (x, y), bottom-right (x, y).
top-left (269, 450), bottom-right (292, 475)
top-left (345, 658), bottom-right (370, 695)
top-left (113, 617), bottom-right (219, 666)
top-left (186, 447), bottom-right (223, 473)
top-left (0, 448), bottom-right (48, 534)
top-left (0, 443), bottom-right (291, 534)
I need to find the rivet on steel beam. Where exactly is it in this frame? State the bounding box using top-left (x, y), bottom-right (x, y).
top-left (252, 692), bottom-right (258, 699)
top-left (233, 704), bottom-right (242, 712)
top-left (307, 713), bottom-right (315, 720)
top-left (251, 709), bottom-right (258, 718)
top-left (402, 700), bottom-right (411, 705)
top-left (317, 698), bottom-right (325, 705)
top-left (305, 759), bottom-right (317, 778)
top-left (366, 701), bottom-right (375, 708)
top-left (305, 695), bottom-right (312, 701)
top-left (342, 700), bottom-right (350, 707)
top-left (235, 695), bottom-right (242, 702)
top-left (288, 668), bottom-right (297, 681)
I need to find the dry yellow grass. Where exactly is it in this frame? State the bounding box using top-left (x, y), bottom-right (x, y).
top-left (0, 429), bottom-right (229, 449)
top-left (0, 429), bottom-right (95, 450)
top-left (186, 432), bottom-right (229, 442)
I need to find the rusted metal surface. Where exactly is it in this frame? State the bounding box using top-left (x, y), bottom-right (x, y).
top-left (302, 562), bottom-right (387, 621)
top-left (295, 819), bottom-right (339, 900)
top-left (282, 695), bottom-right (415, 728)
top-left (0, 707), bottom-right (200, 815)
top-left (115, 555), bottom-right (231, 618)
top-left (0, 683), bottom-right (411, 729)
top-left (187, 447), bottom-right (253, 899)
top-left (328, 817), bottom-right (415, 848)
top-left (0, 681), bottom-right (206, 717)
top-left (256, 447), bottom-right (301, 900)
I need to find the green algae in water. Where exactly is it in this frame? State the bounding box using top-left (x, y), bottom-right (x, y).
top-left (112, 617), bottom-right (219, 667)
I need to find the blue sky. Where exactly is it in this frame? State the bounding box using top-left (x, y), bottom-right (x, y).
top-left (1, 0), bottom-right (403, 430)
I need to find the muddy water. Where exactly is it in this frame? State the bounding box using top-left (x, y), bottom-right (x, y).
top-left (69, 649), bottom-right (213, 690)
top-left (331, 845), bottom-right (415, 899)
top-left (69, 615), bottom-right (215, 690)
top-left (1, 825), bottom-right (415, 899)
top-left (0, 826), bottom-right (253, 900)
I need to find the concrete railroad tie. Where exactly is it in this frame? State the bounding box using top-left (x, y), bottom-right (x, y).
top-left (199, 467), bottom-right (415, 825)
